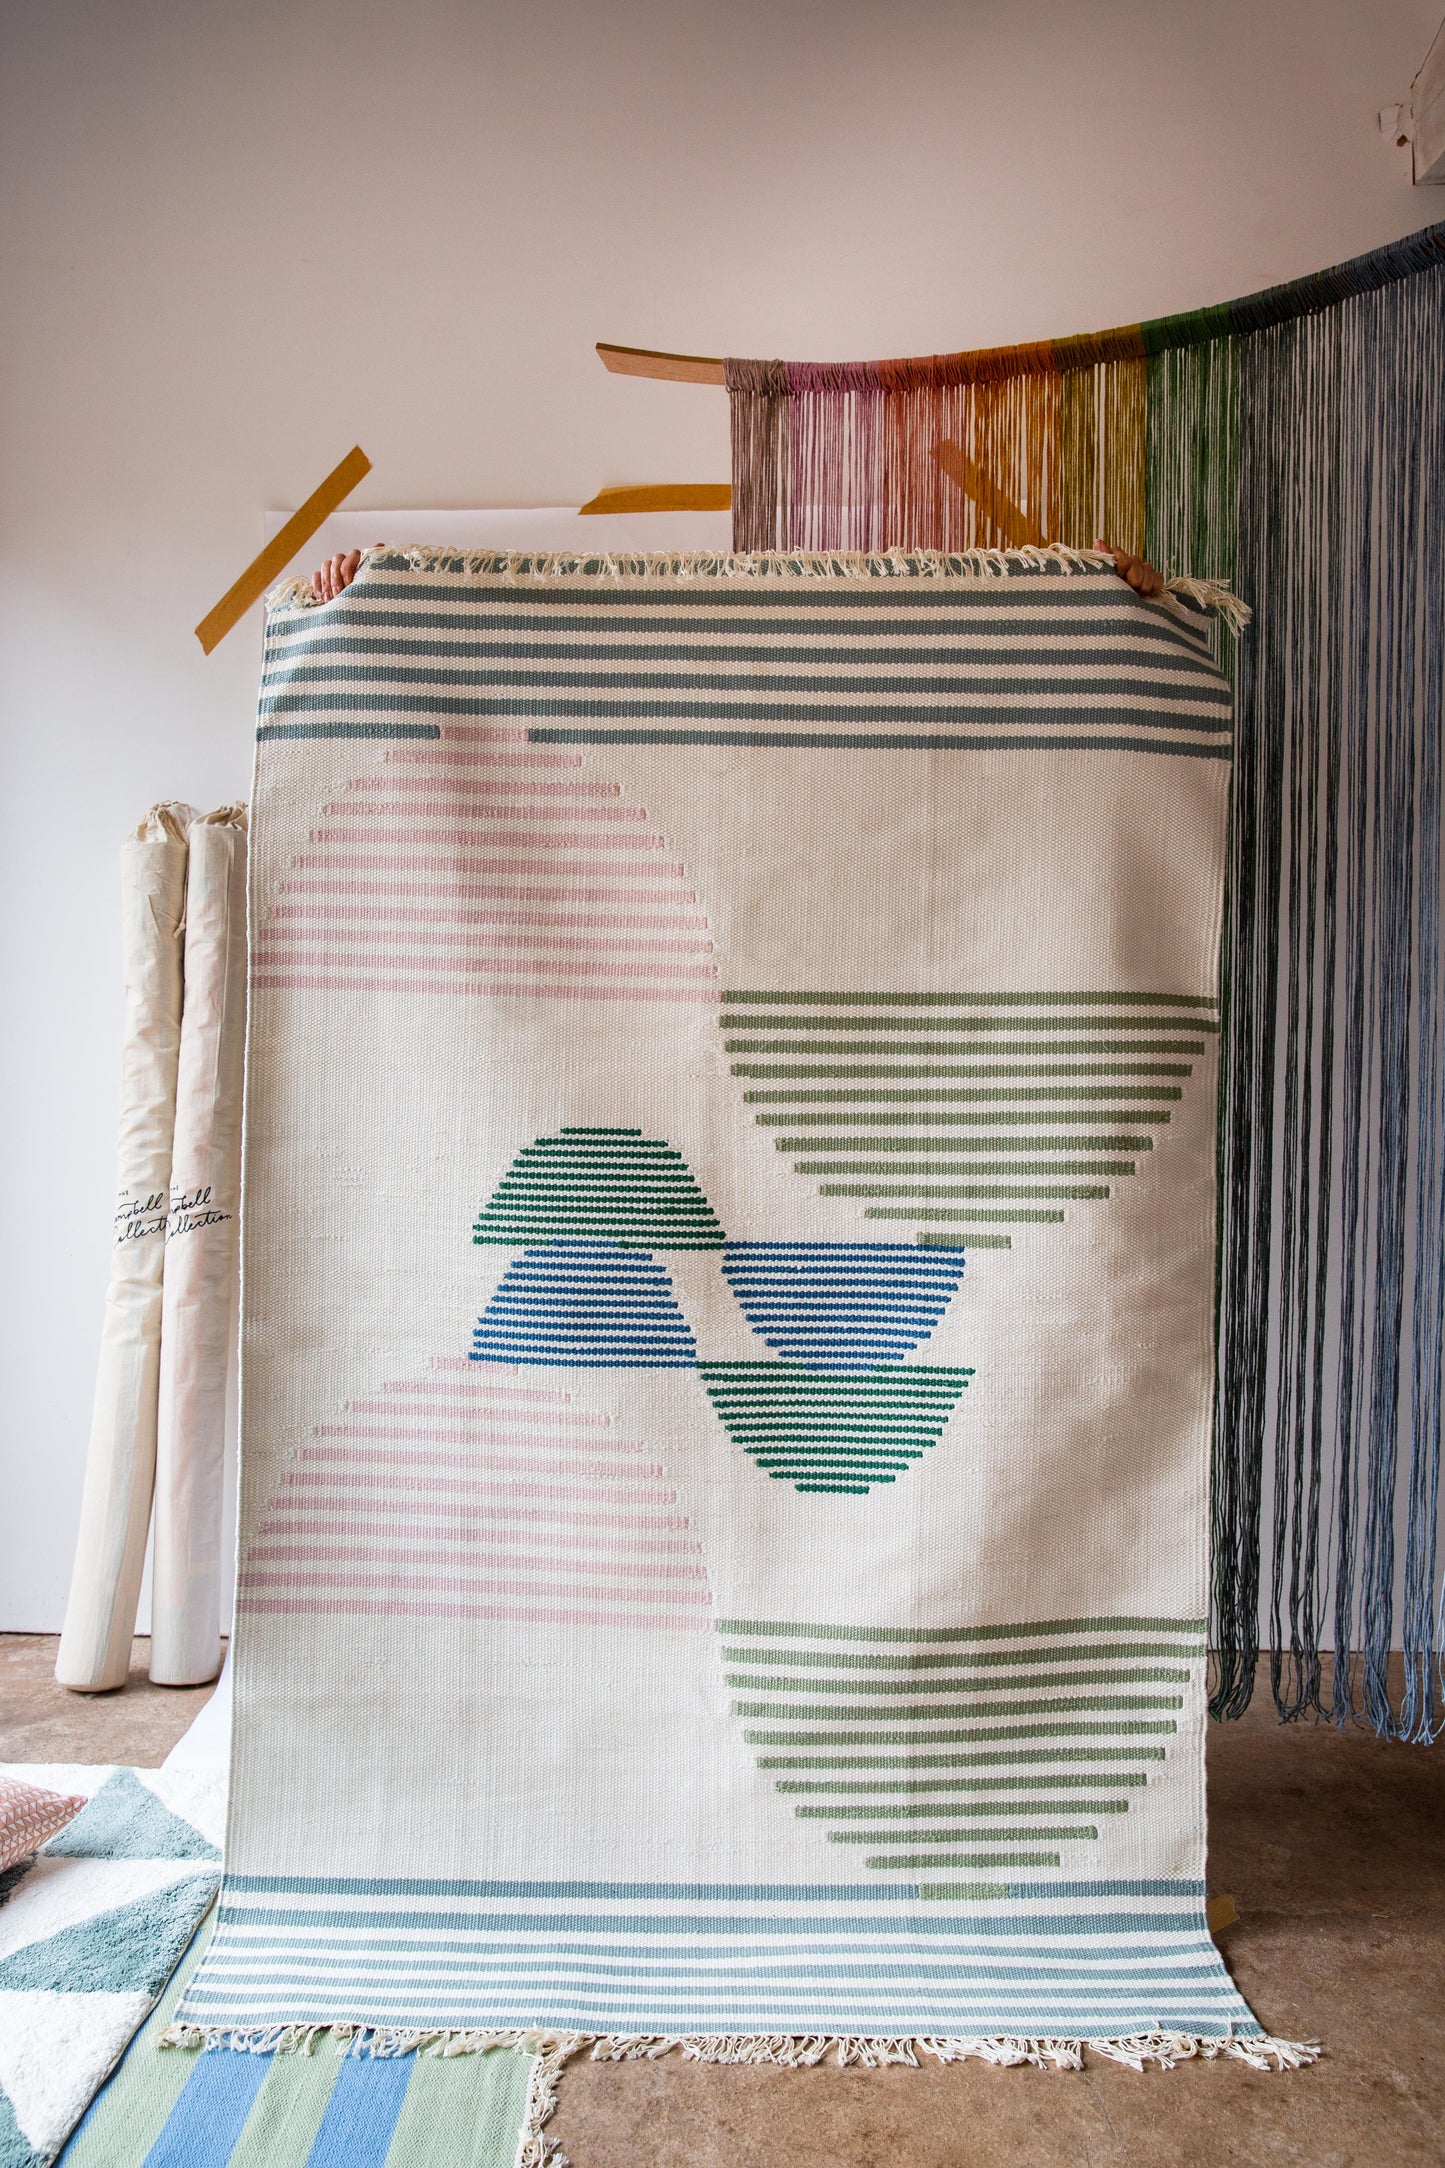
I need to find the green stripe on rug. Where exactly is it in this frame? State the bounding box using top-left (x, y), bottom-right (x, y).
top-left (724, 1667), bottom-right (1191, 1692)
top-left (720, 990), bottom-right (1220, 1007)
top-left (724, 1039), bottom-right (1210, 1052)
top-left (721, 1640), bottom-right (1200, 1667)
top-left (757, 1745), bottom-right (1169, 1769)
top-left (383, 2050), bottom-right (534, 2168)
top-left (226, 2055), bottom-right (340, 2167)
top-left (815, 1162), bottom-right (1136, 1178)
top-left (731, 1064), bottom-right (1194, 1078)
top-left (718, 1615), bottom-right (1206, 1641)
top-left (779, 1771), bottom-right (1151, 1792)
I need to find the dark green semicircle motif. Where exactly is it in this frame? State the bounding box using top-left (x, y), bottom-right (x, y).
top-left (698, 1361), bottom-right (971, 1495)
top-left (474, 1126), bottom-right (726, 1251)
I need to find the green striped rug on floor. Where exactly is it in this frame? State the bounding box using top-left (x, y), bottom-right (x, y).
top-left (168, 552), bottom-right (1314, 2129)
top-left (60, 1911), bottom-right (536, 2168)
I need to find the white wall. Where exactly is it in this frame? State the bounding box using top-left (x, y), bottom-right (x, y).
top-left (2, 0), bottom-right (1440, 1631)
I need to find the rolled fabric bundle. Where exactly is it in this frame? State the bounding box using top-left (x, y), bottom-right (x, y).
top-left (150, 804), bottom-right (249, 1687)
top-left (57, 802), bottom-right (195, 1693)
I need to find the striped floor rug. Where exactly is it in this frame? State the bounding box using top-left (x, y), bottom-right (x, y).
top-left (59, 1915), bottom-right (536, 2168)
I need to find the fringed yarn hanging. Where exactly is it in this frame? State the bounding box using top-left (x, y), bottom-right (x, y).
top-left (727, 221), bottom-right (1445, 560)
top-left (1221, 258), bottom-right (1445, 1742)
top-left (727, 218), bottom-right (1445, 1738)
top-left (726, 347), bottom-right (1137, 555)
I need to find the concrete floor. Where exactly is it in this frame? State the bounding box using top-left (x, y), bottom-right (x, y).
top-left (2, 1638), bottom-right (1441, 2166)
top-left (0, 1634), bottom-right (224, 1765)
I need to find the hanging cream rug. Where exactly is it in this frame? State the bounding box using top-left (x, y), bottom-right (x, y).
top-left (170, 549), bottom-right (1312, 2121)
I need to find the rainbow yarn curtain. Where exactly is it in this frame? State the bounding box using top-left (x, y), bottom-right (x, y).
top-left (726, 220), bottom-right (1445, 1739)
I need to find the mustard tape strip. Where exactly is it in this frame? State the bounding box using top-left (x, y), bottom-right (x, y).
top-left (579, 484), bottom-right (731, 515)
top-left (194, 445), bottom-right (372, 654)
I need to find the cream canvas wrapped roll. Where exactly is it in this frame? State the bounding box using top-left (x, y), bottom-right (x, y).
top-left (57, 803), bottom-right (194, 1694)
top-left (149, 805), bottom-right (249, 1687)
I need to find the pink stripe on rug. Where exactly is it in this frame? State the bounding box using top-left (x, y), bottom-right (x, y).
top-left (255, 950), bottom-right (718, 981)
top-left (344, 776), bottom-right (624, 800)
top-left (272, 904), bottom-right (710, 930)
top-left (308, 827), bottom-right (669, 851)
top-left (245, 1544), bottom-right (710, 1581)
top-left (278, 1469), bottom-right (678, 1508)
top-left (311, 1420), bottom-right (656, 1457)
top-left (237, 1597), bottom-right (714, 1630)
top-left (278, 880), bottom-right (703, 905)
top-left (253, 928), bottom-right (713, 957)
top-left (389, 754), bottom-right (589, 771)
top-left (342, 1420), bottom-right (648, 1448)
top-left (270, 1501), bottom-right (687, 1541)
top-left (251, 975), bottom-right (723, 1001)
top-left (255, 1517), bottom-right (703, 1557)
top-left (304, 1430), bottom-right (666, 1475)
top-left (348, 1390), bottom-right (615, 1423)
top-left (255, 950), bottom-right (716, 980)
top-left (385, 748), bottom-right (582, 768)
top-left (301, 848), bottom-right (684, 872)
top-left (258, 1502), bottom-right (692, 1534)
top-left (423, 1358), bottom-right (611, 1395)
top-left (239, 1334), bottom-right (714, 1627)
top-left (326, 798), bottom-right (647, 822)
top-left (238, 1566), bottom-right (713, 1604)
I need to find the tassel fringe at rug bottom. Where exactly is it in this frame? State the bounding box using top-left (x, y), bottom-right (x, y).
top-left (160, 2025), bottom-right (1320, 2160)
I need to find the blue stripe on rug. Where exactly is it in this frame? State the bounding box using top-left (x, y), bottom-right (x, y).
top-left (303, 2059), bottom-right (413, 2168)
top-left (141, 2052), bottom-right (269, 2166)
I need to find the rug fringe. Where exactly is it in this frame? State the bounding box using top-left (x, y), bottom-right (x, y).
top-left (266, 545), bottom-right (1247, 627)
top-left (1158, 571), bottom-right (1253, 632)
top-left (582, 2029), bottom-right (1315, 2072)
top-left (156, 2022), bottom-right (1316, 2166)
top-left (158, 2021), bottom-right (1317, 2074)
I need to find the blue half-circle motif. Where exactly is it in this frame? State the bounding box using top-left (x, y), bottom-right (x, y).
top-left (471, 1238), bottom-right (697, 1368)
top-left (721, 1240), bottom-right (966, 1370)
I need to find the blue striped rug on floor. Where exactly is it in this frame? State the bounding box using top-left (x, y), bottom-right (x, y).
top-left (59, 1916), bottom-right (534, 2168)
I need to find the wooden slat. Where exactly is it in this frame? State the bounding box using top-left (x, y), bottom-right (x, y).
top-left (579, 483), bottom-right (731, 515)
top-left (933, 439), bottom-right (1047, 550)
top-left (194, 445), bottom-right (372, 654)
top-left (597, 342), bottom-right (726, 386)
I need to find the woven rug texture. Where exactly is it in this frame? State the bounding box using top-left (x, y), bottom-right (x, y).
top-left (169, 551), bottom-right (1311, 2127)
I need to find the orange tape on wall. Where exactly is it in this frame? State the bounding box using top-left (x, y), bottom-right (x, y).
top-left (194, 445), bottom-right (372, 654)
